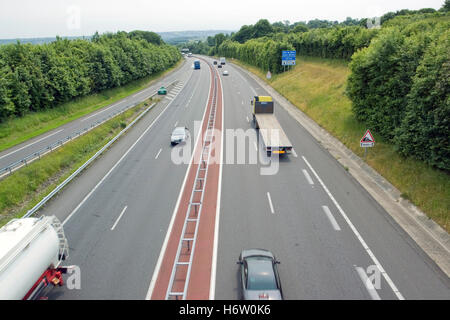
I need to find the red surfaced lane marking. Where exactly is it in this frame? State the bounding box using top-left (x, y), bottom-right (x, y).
top-left (151, 59), bottom-right (222, 300)
top-left (186, 71), bottom-right (223, 300)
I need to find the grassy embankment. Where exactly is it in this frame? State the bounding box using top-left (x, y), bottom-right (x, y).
top-left (231, 56), bottom-right (449, 232)
top-left (0, 96), bottom-right (156, 228)
top-left (0, 59), bottom-right (183, 153)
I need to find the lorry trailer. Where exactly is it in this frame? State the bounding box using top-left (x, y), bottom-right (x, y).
top-left (0, 216), bottom-right (70, 300)
top-left (251, 96), bottom-right (293, 157)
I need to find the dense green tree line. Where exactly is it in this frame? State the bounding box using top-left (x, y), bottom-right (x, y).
top-left (214, 26), bottom-right (378, 71)
top-left (347, 16), bottom-right (450, 170)
top-left (289, 27), bottom-right (379, 60)
top-left (217, 38), bottom-right (294, 74)
top-left (0, 31), bottom-right (181, 121)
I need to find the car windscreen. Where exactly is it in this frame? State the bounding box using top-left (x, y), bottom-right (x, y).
top-left (246, 257), bottom-right (278, 290)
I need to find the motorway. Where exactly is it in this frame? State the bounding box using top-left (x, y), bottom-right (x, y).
top-left (0, 59), bottom-right (193, 173)
top-left (37, 55), bottom-right (449, 300)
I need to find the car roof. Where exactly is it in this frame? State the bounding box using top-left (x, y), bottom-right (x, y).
top-left (246, 257), bottom-right (278, 290)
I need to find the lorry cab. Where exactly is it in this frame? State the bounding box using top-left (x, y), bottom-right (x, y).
top-left (252, 96), bottom-right (274, 114)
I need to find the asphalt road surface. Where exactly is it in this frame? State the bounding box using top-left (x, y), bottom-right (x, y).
top-left (37, 56), bottom-right (449, 300)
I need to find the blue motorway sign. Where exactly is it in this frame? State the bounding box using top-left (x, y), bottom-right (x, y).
top-left (282, 50), bottom-right (296, 66)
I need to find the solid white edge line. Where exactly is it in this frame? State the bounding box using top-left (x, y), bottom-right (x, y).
top-left (302, 169), bottom-right (314, 185)
top-left (302, 156), bottom-right (405, 300)
top-left (210, 64), bottom-right (224, 300)
top-left (322, 205), bottom-right (341, 231)
top-left (111, 206), bottom-right (128, 231)
top-left (0, 129), bottom-right (64, 160)
top-left (355, 266), bottom-right (381, 300)
top-left (145, 63), bottom-right (212, 300)
top-left (267, 192), bottom-right (275, 214)
top-left (62, 85), bottom-right (184, 227)
top-left (174, 121), bottom-right (179, 127)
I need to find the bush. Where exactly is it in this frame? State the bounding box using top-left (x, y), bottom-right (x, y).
top-left (217, 38), bottom-right (294, 74)
top-left (395, 29), bottom-right (450, 170)
top-left (347, 16), bottom-right (450, 170)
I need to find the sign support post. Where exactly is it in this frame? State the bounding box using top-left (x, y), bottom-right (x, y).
top-left (360, 129), bottom-right (375, 159)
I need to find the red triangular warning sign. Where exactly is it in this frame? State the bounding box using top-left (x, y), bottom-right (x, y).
top-left (360, 130), bottom-right (375, 147)
top-left (361, 130), bottom-right (374, 143)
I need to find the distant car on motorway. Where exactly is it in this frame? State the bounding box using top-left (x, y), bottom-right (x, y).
top-left (171, 127), bottom-right (189, 146)
top-left (223, 70), bottom-right (229, 76)
top-left (213, 61), bottom-right (218, 65)
top-left (158, 86), bottom-right (167, 95)
top-left (218, 64), bottom-right (222, 68)
top-left (237, 249), bottom-right (283, 300)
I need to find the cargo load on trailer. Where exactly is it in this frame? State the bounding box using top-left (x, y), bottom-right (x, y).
top-left (251, 96), bottom-right (293, 157)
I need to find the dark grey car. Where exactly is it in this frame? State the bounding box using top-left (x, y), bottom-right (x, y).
top-left (237, 249), bottom-right (283, 300)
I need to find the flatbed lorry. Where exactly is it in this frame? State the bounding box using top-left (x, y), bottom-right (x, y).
top-left (251, 96), bottom-right (293, 157)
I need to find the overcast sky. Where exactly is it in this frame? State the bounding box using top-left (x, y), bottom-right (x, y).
top-left (0, 0), bottom-right (445, 39)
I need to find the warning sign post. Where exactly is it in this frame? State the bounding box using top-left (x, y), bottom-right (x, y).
top-left (360, 130), bottom-right (375, 148)
top-left (360, 130), bottom-right (375, 158)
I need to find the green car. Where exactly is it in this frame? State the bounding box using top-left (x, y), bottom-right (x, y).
top-left (158, 86), bottom-right (167, 95)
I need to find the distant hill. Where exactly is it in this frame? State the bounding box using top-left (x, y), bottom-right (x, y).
top-left (0, 30), bottom-right (234, 46)
top-left (158, 30), bottom-right (234, 44)
top-left (0, 36), bottom-right (91, 45)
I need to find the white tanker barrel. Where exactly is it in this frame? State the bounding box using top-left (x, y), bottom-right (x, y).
top-left (0, 216), bottom-right (69, 300)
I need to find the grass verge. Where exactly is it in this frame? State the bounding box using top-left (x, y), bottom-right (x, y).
top-left (0, 96), bottom-right (156, 228)
top-left (231, 56), bottom-right (449, 233)
top-left (0, 59), bottom-right (183, 152)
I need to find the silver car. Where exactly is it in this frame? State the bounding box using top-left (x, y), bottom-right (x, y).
top-left (237, 249), bottom-right (283, 300)
top-left (171, 127), bottom-right (189, 146)
top-left (223, 70), bottom-right (229, 76)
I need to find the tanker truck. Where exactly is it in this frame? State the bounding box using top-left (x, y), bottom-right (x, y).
top-left (0, 216), bottom-right (70, 300)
